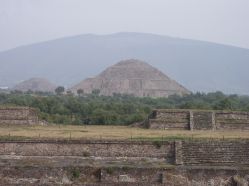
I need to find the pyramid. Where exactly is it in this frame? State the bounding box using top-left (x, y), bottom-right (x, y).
top-left (13, 78), bottom-right (57, 92)
top-left (71, 59), bottom-right (190, 97)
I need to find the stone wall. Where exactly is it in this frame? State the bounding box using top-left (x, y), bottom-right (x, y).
top-left (1, 165), bottom-right (248, 185)
top-left (178, 140), bottom-right (249, 166)
top-left (0, 140), bottom-right (175, 163)
top-left (1, 139), bottom-right (249, 185)
top-left (0, 107), bottom-right (38, 125)
top-left (146, 110), bottom-right (190, 130)
top-left (0, 140), bottom-right (249, 186)
top-left (191, 111), bottom-right (215, 130)
top-left (216, 111), bottom-right (249, 130)
top-left (145, 109), bottom-right (249, 131)
top-left (1, 139), bottom-right (249, 167)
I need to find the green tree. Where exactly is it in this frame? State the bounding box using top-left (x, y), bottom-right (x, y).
top-left (92, 89), bottom-right (100, 96)
top-left (2, 91), bottom-right (249, 125)
top-left (77, 89), bottom-right (84, 96)
top-left (214, 98), bottom-right (233, 110)
top-left (55, 86), bottom-right (65, 95)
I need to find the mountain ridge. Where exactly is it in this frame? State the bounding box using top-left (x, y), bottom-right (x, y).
top-left (2, 32), bottom-right (248, 53)
top-left (0, 32), bottom-right (249, 94)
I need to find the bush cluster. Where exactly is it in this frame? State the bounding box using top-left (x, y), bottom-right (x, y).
top-left (1, 91), bottom-right (249, 125)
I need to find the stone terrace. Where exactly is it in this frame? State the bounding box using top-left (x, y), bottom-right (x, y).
top-left (0, 107), bottom-right (38, 125)
top-left (144, 109), bottom-right (249, 131)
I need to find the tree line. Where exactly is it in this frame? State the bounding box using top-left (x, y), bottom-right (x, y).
top-left (0, 91), bottom-right (249, 125)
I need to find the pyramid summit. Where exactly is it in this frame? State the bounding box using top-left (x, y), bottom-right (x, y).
top-left (99, 59), bottom-right (170, 80)
top-left (71, 59), bottom-right (190, 97)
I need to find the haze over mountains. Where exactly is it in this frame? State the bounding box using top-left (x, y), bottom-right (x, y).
top-left (0, 32), bottom-right (249, 94)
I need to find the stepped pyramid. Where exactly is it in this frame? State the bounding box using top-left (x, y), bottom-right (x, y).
top-left (71, 59), bottom-right (190, 97)
top-left (13, 78), bottom-right (57, 92)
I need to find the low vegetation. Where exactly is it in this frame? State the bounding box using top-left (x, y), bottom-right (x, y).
top-left (1, 91), bottom-right (249, 125)
top-left (0, 125), bottom-right (249, 140)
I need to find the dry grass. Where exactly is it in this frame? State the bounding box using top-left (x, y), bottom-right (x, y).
top-left (0, 124), bottom-right (249, 140)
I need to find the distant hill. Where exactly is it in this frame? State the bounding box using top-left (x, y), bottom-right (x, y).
top-left (0, 32), bottom-right (249, 94)
top-left (13, 78), bottom-right (57, 92)
top-left (71, 59), bottom-right (190, 97)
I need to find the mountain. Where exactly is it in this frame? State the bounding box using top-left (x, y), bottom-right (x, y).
top-left (71, 59), bottom-right (190, 97)
top-left (0, 32), bottom-right (249, 94)
top-left (12, 78), bottom-right (57, 92)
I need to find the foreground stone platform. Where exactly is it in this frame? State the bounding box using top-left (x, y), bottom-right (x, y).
top-left (0, 139), bottom-right (249, 185)
top-left (1, 158), bottom-right (248, 186)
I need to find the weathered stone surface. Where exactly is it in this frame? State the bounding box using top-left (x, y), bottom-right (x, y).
top-left (71, 59), bottom-right (190, 97)
top-left (145, 109), bottom-right (190, 130)
top-left (192, 111), bottom-right (214, 130)
top-left (181, 140), bottom-right (249, 166)
top-left (216, 111), bottom-right (249, 130)
top-left (0, 140), bottom-right (175, 163)
top-left (0, 107), bottom-right (38, 125)
top-left (144, 109), bottom-right (249, 131)
top-left (0, 139), bottom-right (249, 185)
top-left (175, 141), bottom-right (183, 165)
top-left (0, 162), bottom-right (249, 185)
top-left (1, 139), bottom-right (249, 167)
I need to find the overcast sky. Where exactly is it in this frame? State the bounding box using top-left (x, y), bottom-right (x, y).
top-left (0, 0), bottom-right (249, 51)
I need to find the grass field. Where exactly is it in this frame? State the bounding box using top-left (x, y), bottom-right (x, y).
top-left (0, 124), bottom-right (249, 140)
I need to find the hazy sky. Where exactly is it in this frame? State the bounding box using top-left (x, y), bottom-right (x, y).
top-left (0, 0), bottom-right (249, 51)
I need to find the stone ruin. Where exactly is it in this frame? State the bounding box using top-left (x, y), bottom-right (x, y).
top-left (144, 109), bottom-right (249, 130)
top-left (0, 107), bottom-right (249, 185)
top-left (0, 106), bottom-right (39, 125)
top-left (0, 139), bottom-right (249, 185)
top-left (71, 59), bottom-right (190, 97)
